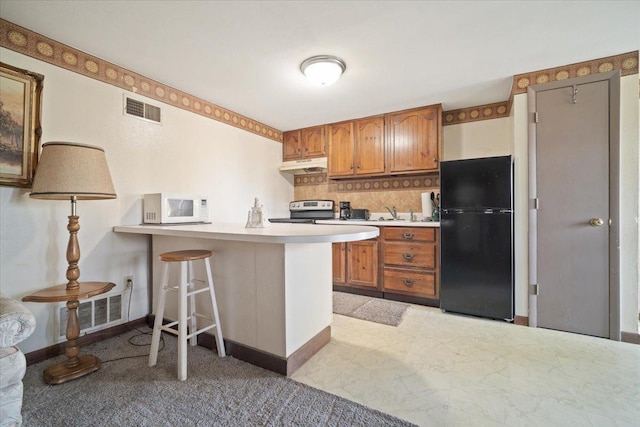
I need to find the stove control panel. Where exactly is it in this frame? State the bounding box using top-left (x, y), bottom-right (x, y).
top-left (289, 200), bottom-right (334, 211)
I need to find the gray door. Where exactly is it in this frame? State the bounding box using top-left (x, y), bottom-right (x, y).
top-left (535, 80), bottom-right (610, 337)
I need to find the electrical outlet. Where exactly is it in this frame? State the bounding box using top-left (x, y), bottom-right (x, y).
top-left (124, 275), bottom-right (133, 289)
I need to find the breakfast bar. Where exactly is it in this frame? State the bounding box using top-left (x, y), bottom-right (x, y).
top-left (113, 223), bottom-right (379, 375)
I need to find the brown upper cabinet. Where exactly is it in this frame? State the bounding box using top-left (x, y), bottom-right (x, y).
top-left (301, 126), bottom-right (326, 158)
top-left (282, 130), bottom-right (302, 161)
top-left (286, 103), bottom-right (442, 177)
top-left (327, 121), bottom-right (354, 177)
top-left (282, 126), bottom-right (326, 161)
top-left (386, 104), bottom-right (442, 174)
top-left (328, 116), bottom-right (385, 178)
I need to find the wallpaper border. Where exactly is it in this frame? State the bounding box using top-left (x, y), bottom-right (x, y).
top-left (442, 51), bottom-right (638, 126)
top-left (0, 19), bottom-right (282, 142)
top-left (2, 19), bottom-right (636, 132)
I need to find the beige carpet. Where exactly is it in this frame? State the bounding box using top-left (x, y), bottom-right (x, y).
top-left (332, 292), bottom-right (410, 327)
top-left (21, 327), bottom-right (415, 426)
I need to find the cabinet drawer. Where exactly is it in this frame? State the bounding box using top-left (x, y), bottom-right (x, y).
top-left (382, 227), bottom-right (435, 242)
top-left (383, 268), bottom-right (436, 297)
top-left (383, 242), bottom-right (436, 268)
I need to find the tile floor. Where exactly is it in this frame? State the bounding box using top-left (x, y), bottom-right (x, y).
top-left (291, 304), bottom-right (640, 426)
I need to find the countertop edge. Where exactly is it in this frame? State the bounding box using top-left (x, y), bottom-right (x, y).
top-left (113, 223), bottom-right (379, 244)
top-left (316, 220), bottom-right (440, 228)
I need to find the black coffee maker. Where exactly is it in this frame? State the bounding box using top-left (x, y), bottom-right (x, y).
top-left (339, 201), bottom-right (351, 220)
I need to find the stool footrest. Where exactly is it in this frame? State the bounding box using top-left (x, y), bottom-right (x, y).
top-left (161, 285), bottom-right (210, 298)
top-left (158, 322), bottom-right (219, 339)
top-left (186, 323), bottom-right (218, 340)
top-left (187, 287), bottom-right (210, 297)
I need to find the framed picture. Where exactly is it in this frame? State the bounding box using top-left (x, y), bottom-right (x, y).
top-left (0, 62), bottom-right (43, 187)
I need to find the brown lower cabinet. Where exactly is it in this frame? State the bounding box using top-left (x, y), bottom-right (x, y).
top-left (333, 226), bottom-right (440, 306)
top-left (332, 239), bottom-right (378, 290)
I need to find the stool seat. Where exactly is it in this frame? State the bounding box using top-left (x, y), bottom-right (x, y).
top-left (159, 250), bottom-right (212, 262)
top-left (149, 248), bottom-right (225, 381)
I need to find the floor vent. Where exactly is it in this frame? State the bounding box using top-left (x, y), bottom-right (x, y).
top-left (124, 96), bottom-right (161, 124)
top-left (56, 291), bottom-right (129, 342)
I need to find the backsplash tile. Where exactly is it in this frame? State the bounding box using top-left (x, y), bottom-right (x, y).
top-left (294, 173), bottom-right (439, 214)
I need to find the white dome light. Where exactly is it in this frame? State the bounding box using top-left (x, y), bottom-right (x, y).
top-left (300, 55), bottom-right (346, 86)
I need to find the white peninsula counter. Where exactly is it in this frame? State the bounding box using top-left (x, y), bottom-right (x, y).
top-left (113, 223), bottom-right (378, 375)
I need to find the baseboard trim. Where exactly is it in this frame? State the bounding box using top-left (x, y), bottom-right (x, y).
top-left (333, 285), bottom-right (382, 298)
top-left (27, 316), bottom-right (331, 376)
top-left (286, 326), bottom-right (331, 376)
top-left (514, 316), bottom-right (529, 326)
top-left (621, 331), bottom-right (640, 345)
top-left (24, 317), bottom-right (148, 365)
top-left (382, 292), bottom-right (440, 308)
top-left (198, 326), bottom-right (331, 377)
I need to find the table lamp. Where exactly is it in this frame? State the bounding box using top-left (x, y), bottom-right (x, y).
top-left (23, 141), bottom-right (117, 384)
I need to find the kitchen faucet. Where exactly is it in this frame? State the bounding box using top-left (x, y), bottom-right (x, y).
top-left (382, 205), bottom-right (399, 220)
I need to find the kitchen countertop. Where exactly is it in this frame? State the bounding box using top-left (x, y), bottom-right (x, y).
top-left (317, 219), bottom-right (440, 227)
top-left (113, 222), bottom-right (380, 244)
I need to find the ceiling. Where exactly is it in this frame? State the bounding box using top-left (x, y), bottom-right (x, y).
top-left (1, 1), bottom-right (638, 132)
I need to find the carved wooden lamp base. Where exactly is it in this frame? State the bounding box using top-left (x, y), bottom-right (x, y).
top-left (22, 211), bottom-right (114, 384)
top-left (44, 354), bottom-right (101, 385)
top-left (23, 281), bottom-right (115, 385)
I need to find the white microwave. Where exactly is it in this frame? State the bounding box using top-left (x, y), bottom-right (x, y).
top-left (143, 193), bottom-right (209, 224)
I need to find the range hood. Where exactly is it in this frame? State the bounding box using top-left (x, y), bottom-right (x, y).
top-left (280, 157), bottom-right (328, 174)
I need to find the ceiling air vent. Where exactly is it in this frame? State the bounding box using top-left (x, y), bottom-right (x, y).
top-left (124, 96), bottom-right (161, 124)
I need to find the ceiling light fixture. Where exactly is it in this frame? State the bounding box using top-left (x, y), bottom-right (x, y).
top-left (300, 55), bottom-right (346, 86)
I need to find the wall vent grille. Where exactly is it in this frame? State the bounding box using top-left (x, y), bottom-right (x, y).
top-left (56, 291), bottom-right (129, 341)
top-left (124, 96), bottom-right (161, 124)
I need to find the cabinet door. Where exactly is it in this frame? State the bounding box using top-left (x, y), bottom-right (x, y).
top-left (354, 116), bottom-right (385, 175)
top-left (301, 126), bottom-right (326, 158)
top-left (283, 130), bottom-right (302, 161)
top-left (328, 122), bottom-right (355, 178)
top-left (347, 239), bottom-right (378, 288)
top-left (387, 106), bottom-right (439, 173)
top-left (332, 242), bottom-right (346, 284)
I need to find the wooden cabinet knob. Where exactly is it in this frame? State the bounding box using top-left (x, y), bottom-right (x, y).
top-left (403, 279), bottom-right (414, 287)
top-left (402, 253), bottom-right (414, 261)
top-left (403, 232), bottom-right (414, 239)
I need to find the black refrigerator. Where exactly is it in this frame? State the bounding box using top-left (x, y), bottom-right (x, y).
top-left (440, 155), bottom-right (514, 321)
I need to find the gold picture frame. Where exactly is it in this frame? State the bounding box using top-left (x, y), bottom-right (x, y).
top-left (0, 62), bottom-right (43, 187)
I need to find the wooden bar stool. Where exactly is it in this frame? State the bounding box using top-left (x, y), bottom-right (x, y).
top-left (149, 249), bottom-right (225, 380)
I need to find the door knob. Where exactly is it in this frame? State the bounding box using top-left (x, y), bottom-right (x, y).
top-left (589, 218), bottom-right (604, 226)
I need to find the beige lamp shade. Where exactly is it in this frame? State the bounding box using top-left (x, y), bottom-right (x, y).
top-left (30, 142), bottom-right (116, 200)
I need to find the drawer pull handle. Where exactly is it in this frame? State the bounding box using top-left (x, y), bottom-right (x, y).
top-left (403, 232), bottom-right (414, 239)
top-left (402, 253), bottom-right (414, 261)
top-left (403, 279), bottom-right (414, 287)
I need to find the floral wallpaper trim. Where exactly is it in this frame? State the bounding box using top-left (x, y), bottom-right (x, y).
top-left (511, 51), bottom-right (638, 96)
top-left (0, 19), bottom-right (282, 143)
top-left (442, 51), bottom-right (638, 126)
top-left (3, 19), bottom-right (635, 134)
top-left (443, 101), bottom-right (511, 126)
top-left (295, 173), bottom-right (439, 191)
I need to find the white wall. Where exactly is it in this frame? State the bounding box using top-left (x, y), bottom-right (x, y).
top-left (0, 48), bottom-right (294, 353)
top-left (618, 75), bottom-right (640, 332)
top-left (442, 117), bottom-right (513, 161)
top-left (444, 74), bottom-right (639, 333)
